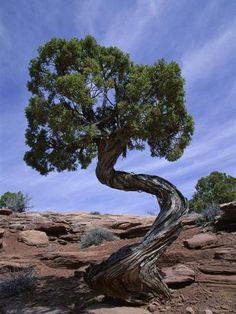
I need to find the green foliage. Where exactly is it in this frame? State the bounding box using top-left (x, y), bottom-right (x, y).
top-left (80, 227), bottom-right (119, 248)
top-left (25, 35), bottom-right (194, 174)
top-left (190, 171), bottom-right (236, 212)
top-left (0, 192), bottom-right (15, 208)
top-left (0, 191), bottom-right (32, 212)
top-left (0, 267), bottom-right (36, 298)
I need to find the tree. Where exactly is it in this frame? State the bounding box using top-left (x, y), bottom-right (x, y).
top-left (0, 191), bottom-right (32, 212)
top-left (190, 171), bottom-right (236, 212)
top-left (24, 36), bottom-right (194, 303)
top-left (0, 192), bottom-right (15, 208)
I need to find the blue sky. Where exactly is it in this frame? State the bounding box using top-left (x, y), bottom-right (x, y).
top-left (0, 0), bottom-right (235, 214)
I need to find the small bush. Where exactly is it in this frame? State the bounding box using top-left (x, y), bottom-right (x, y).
top-left (196, 202), bottom-right (222, 226)
top-left (0, 267), bottom-right (36, 298)
top-left (90, 211), bottom-right (101, 215)
top-left (80, 227), bottom-right (119, 248)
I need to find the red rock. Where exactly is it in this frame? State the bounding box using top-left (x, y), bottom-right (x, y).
top-left (215, 201), bottom-right (236, 231)
top-left (111, 221), bottom-right (142, 230)
top-left (117, 224), bottom-right (152, 239)
top-left (0, 208), bottom-right (12, 215)
top-left (183, 233), bottom-right (218, 249)
top-left (198, 264), bottom-right (236, 275)
top-left (161, 264), bottom-right (195, 288)
top-left (182, 213), bottom-right (202, 226)
top-left (197, 274), bottom-right (236, 284)
top-left (35, 222), bottom-right (70, 236)
top-left (59, 233), bottom-right (81, 242)
top-left (18, 230), bottom-right (49, 247)
top-left (38, 251), bottom-right (95, 269)
top-left (214, 248), bottom-right (236, 261)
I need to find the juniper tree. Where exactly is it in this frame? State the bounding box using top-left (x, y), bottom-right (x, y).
top-left (24, 36), bottom-right (194, 303)
top-left (190, 171), bottom-right (236, 212)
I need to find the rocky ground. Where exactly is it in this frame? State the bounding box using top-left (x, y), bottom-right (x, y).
top-left (0, 205), bottom-right (235, 314)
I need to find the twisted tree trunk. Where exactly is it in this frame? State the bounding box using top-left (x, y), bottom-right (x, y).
top-left (85, 138), bottom-right (188, 304)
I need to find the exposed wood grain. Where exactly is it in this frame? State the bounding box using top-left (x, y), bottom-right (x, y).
top-left (85, 138), bottom-right (188, 304)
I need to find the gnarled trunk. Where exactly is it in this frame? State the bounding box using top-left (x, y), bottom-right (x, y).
top-left (85, 138), bottom-right (188, 304)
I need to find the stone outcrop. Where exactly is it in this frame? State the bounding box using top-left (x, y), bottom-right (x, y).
top-left (161, 264), bottom-right (195, 288)
top-left (18, 230), bottom-right (49, 247)
top-left (34, 221), bottom-right (70, 236)
top-left (214, 248), bottom-right (236, 261)
top-left (183, 233), bottom-right (218, 249)
top-left (0, 208), bottom-right (12, 215)
top-left (215, 200), bottom-right (236, 231)
top-left (114, 224), bottom-right (152, 239)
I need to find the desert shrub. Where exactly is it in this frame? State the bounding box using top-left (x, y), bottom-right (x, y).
top-left (90, 211), bottom-right (101, 215)
top-left (0, 191), bottom-right (32, 212)
top-left (80, 227), bottom-right (119, 248)
top-left (0, 267), bottom-right (37, 298)
top-left (196, 202), bottom-right (222, 226)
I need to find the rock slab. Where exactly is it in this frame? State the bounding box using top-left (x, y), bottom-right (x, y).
top-left (18, 230), bottom-right (49, 247)
top-left (162, 264), bottom-right (195, 288)
top-left (183, 233), bottom-right (218, 249)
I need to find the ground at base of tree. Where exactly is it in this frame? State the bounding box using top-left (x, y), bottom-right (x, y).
top-left (0, 211), bottom-right (235, 313)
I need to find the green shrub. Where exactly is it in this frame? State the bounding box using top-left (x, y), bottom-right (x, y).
top-left (80, 227), bottom-right (119, 248)
top-left (0, 267), bottom-right (36, 298)
top-left (0, 191), bottom-right (32, 212)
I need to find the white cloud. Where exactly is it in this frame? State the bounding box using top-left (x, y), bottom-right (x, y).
top-left (102, 0), bottom-right (163, 51)
top-left (182, 21), bottom-right (236, 87)
top-left (75, 0), bottom-right (164, 52)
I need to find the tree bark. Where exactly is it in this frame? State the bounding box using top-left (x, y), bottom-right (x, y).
top-left (85, 138), bottom-right (188, 304)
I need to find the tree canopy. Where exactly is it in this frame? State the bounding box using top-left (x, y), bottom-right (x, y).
top-left (190, 171), bottom-right (236, 212)
top-left (24, 35), bottom-right (194, 175)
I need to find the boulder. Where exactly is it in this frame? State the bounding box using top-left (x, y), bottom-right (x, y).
top-left (161, 264), bottom-right (195, 288)
top-left (183, 233), bottom-right (218, 249)
top-left (34, 222), bottom-right (70, 236)
top-left (215, 200), bottom-right (236, 231)
top-left (18, 230), bottom-right (49, 247)
top-left (0, 208), bottom-right (12, 215)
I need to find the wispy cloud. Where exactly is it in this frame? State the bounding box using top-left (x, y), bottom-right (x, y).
top-left (75, 0), bottom-right (164, 53)
top-left (182, 21), bottom-right (236, 88)
top-left (0, 0), bottom-right (235, 214)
